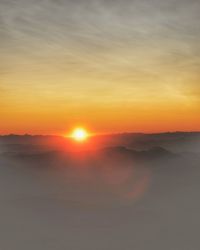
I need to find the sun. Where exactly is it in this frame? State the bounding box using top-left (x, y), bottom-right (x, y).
top-left (71, 128), bottom-right (89, 142)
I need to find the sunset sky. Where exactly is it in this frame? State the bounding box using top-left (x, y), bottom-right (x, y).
top-left (0, 0), bottom-right (200, 135)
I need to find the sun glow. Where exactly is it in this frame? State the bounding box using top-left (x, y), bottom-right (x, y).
top-left (71, 128), bottom-right (89, 142)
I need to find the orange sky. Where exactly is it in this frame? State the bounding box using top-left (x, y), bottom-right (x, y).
top-left (1, 95), bottom-right (199, 135)
top-left (0, 0), bottom-right (200, 135)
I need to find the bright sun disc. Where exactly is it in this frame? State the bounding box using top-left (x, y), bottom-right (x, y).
top-left (71, 128), bottom-right (89, 141)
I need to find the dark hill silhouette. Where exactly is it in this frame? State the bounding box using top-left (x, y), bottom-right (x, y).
top-left (1, 132), bottom-right (200, 153)
top-left (1, 145), bottom-right (177, 168)
top-left (100, 146), bottom-right (176, 161)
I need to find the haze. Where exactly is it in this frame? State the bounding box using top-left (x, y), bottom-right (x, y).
top-left (0, 133), bottom-right (200, 249)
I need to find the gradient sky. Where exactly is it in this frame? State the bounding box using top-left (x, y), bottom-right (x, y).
top-left (0, 0), bottom-right (200, 134)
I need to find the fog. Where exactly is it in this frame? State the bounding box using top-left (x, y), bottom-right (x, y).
top-left (0, 133), bottom-right (200, 249)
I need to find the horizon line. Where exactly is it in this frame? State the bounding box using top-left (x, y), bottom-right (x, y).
top-left (0, 130), bottom-right (200, 137)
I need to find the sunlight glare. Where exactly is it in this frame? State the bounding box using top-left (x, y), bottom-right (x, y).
top-left (71, 128), bottom-right (89, 142)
